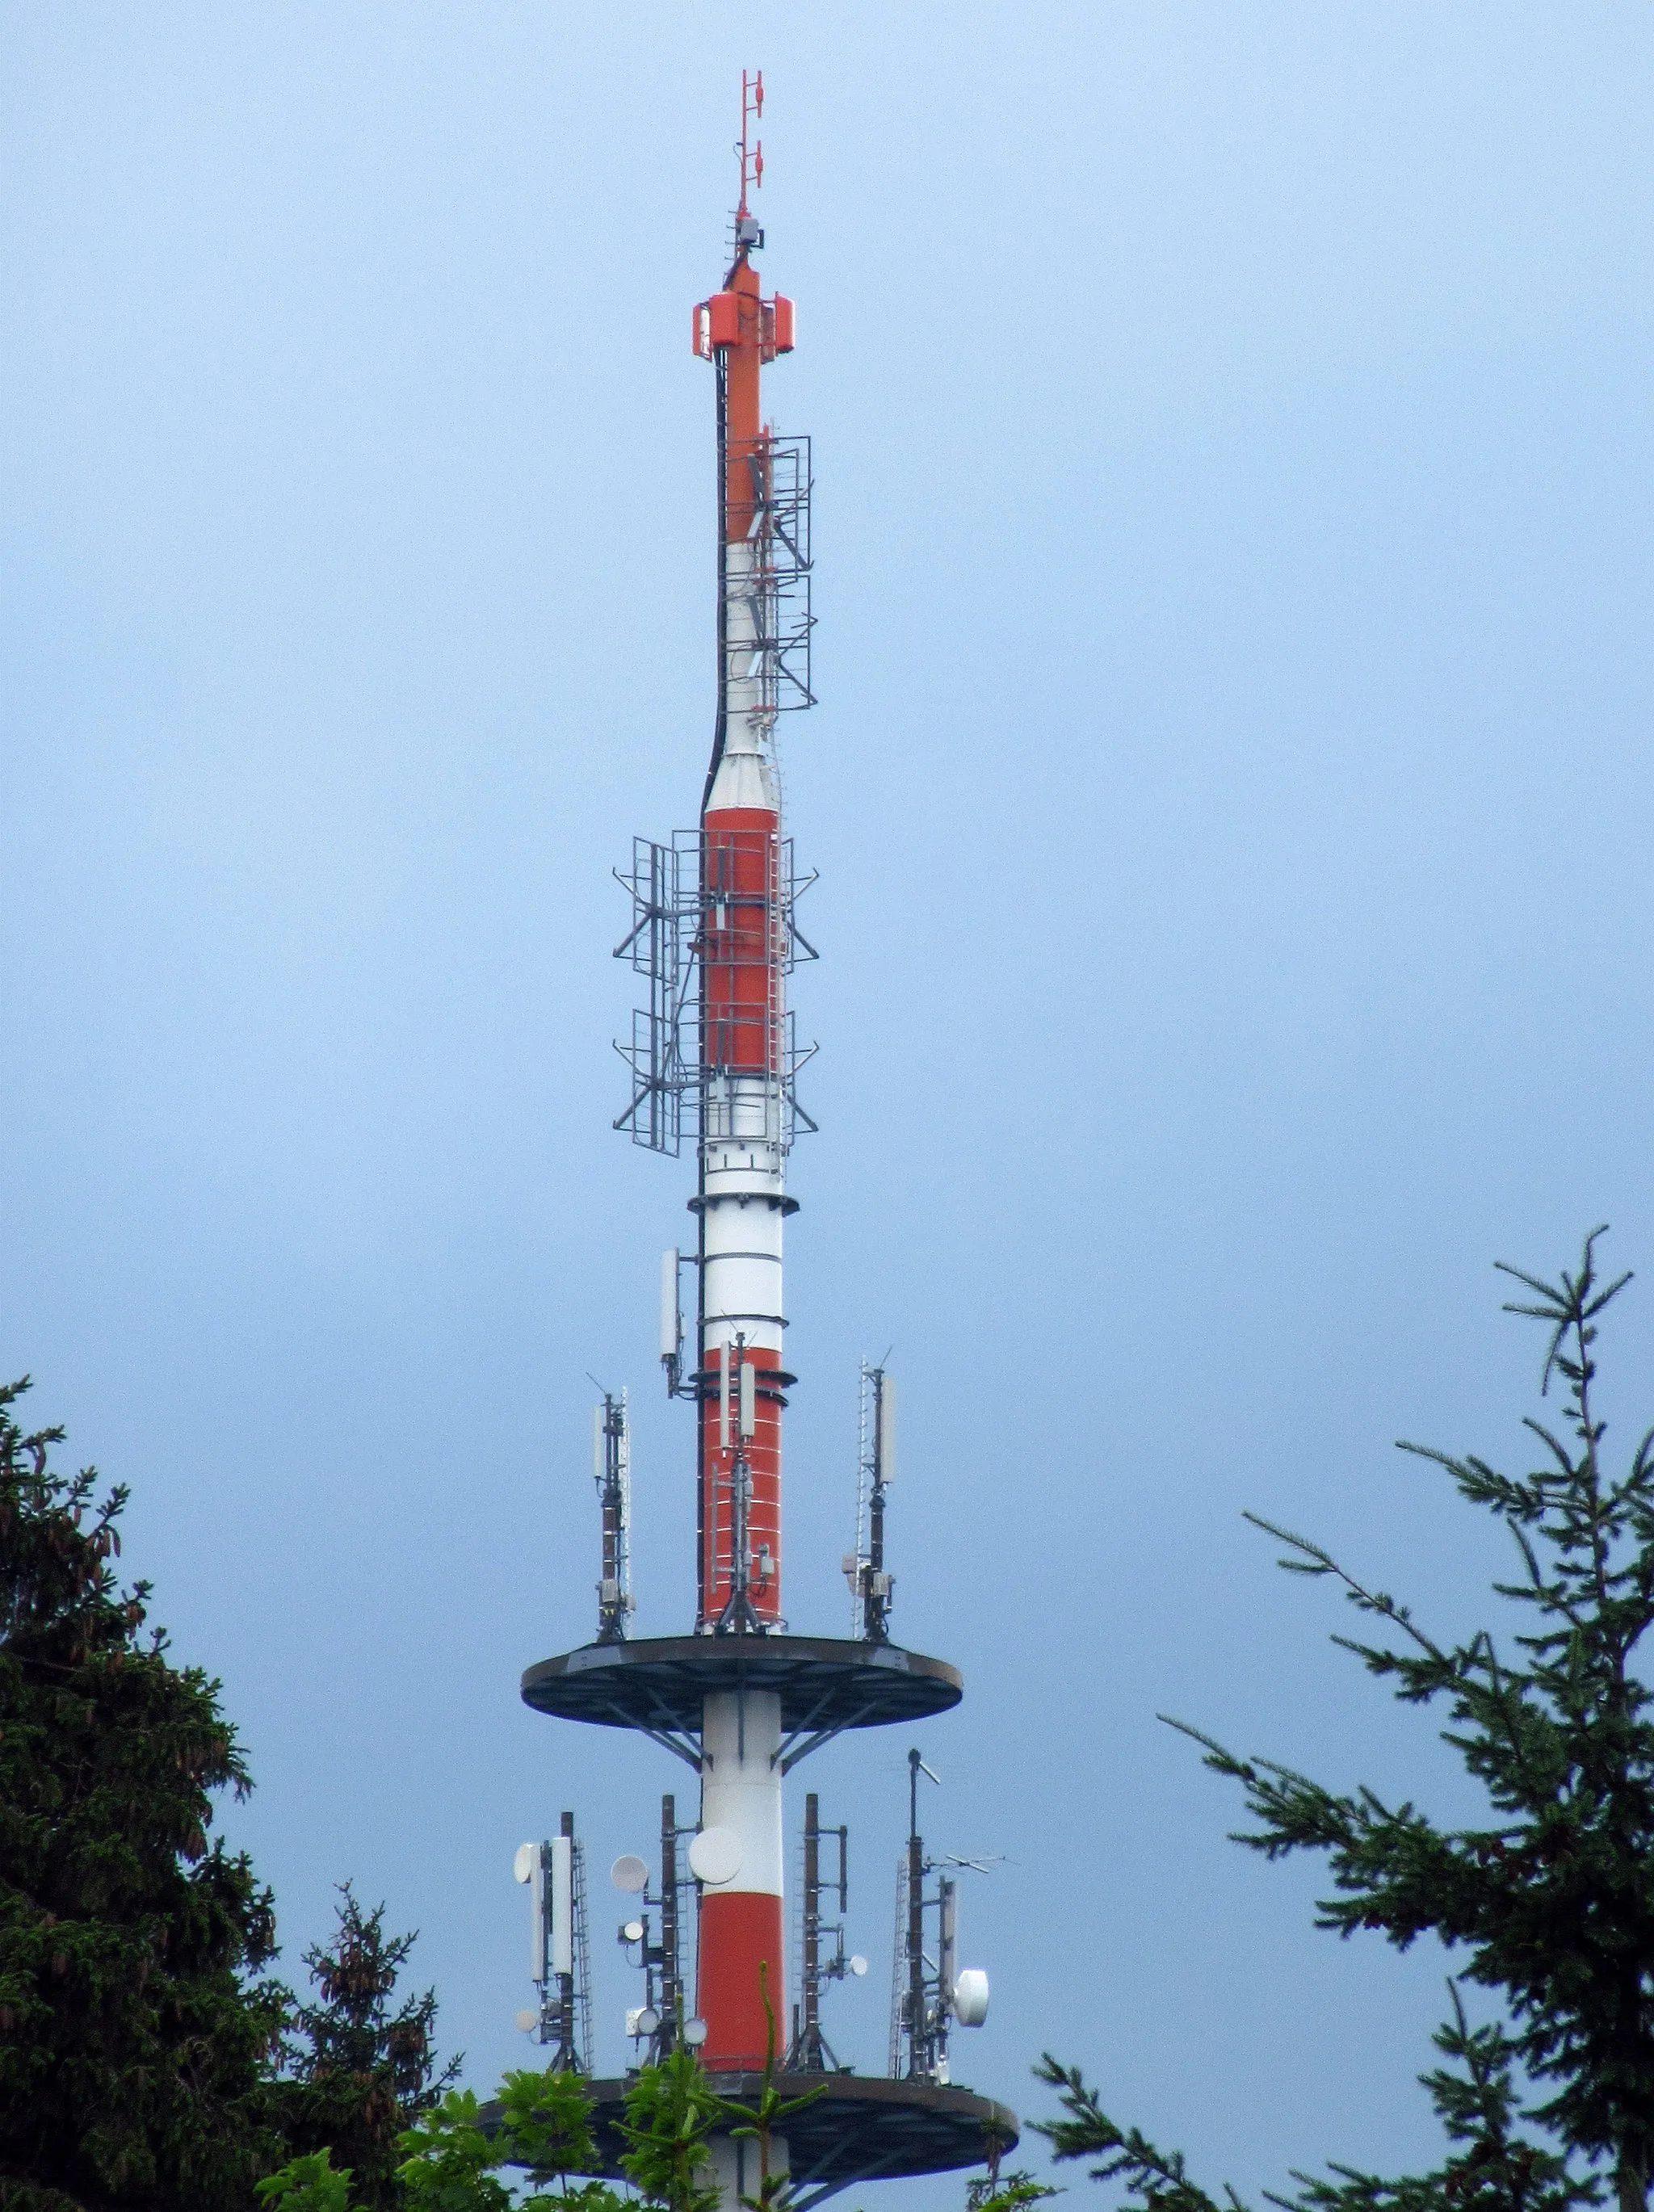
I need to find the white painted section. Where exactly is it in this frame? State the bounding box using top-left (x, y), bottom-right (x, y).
top-left (710, 2132), bottom-right (788, 2210)
top-left (699, 1689), bottom-right (783, 1896)
top-left (707, 749), bottom-right (776, 812)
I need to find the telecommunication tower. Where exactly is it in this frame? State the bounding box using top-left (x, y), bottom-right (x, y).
top-left (513, 74), bottom-right (1017, 2207)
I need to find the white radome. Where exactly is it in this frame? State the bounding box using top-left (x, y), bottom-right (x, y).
top-left (952, 1968), bottom-right (990, 2027)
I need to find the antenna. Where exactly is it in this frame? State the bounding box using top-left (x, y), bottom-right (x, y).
top-left (660, 1249), bottom-right (683, 1394)
top-left (846, 1362), bottom-right (896, 1640)
top-left (515, 1811), bottom-right (590, 2070)
top-left (612, 1795), bottom-right (703, 2064)
top-left (890, 1754), bottom-right (992, 2084)
top-left (737, 68), bottom-right (765, 222)
top-left (790, 1790), bottom-right (857, 2071)
top-left (594, 1389), bottom-right (633, 1643)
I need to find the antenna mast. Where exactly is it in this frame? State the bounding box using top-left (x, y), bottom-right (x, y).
top-left (847, 1363), bottom-right (895, 1639)
top-left (519, 76), bottom-right (1015, 2205)
top-left (594, 1389), bottom-right (633, 1643)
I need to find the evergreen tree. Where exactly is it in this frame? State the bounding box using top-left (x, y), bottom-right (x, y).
top-left (0, 1377), bottom-right (286, 2210)
top-left (1037, 1231), bottom-right (1654, 2212)
top-left (276, 1886), bottom-right (457, 2210)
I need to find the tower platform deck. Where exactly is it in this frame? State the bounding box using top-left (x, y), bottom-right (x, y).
top-left (521, 1635), bottom-right (962, 1769)
top-left (489, 2071), bottom-right (1017, 2207)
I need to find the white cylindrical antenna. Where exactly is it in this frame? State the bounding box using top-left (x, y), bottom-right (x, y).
top-left (739, 1357), bottom-right (756, 1442)
top-left (550, 1833), bottom-right (574, 1979)
top-left (659, 1249), bottom-right (681, 1364)
top-left (876, 1372), bottom-right (896, 1484)
top-left (719, 1342), bottom-right (731, 1450)
top-left (518, 1841), bottom-right (547, 1984)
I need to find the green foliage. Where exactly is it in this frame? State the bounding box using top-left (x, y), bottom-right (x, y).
top-left (1279, 1988), bottom-right (1593, 2212)
top-left (276, 1885), bottom-right (457, 2209)
top-left (1035, 1987), bottom-right (1593, 2212)
top-left (256, 2147), bottom-right (361, 2212)
top-left (1033, 2055), bottom-right (1236, 2212)
top-left (1039, 1233), bottom-right (1654, 2212)
top-left (495, 2067), bottom-right (623, 2212)
top-left (615, 2044), bottom-right (723, 2212)
top-left (396, 2089), bottom-right (514, 2212)
top-left (0, 1378), bottom-right (287, 2210)
top-left (706, 1966), bottom-right (827, 2212)
top-left (394, 2071), bottom-right (628, 2212)
top-left (967, 2168), bottom-right (1063, 2212)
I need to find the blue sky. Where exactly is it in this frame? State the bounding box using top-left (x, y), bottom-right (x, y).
top-left (6, 5), bottom-right (1654, 2206)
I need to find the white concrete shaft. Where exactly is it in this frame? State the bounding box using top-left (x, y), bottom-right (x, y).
top-left (710, 2132), bottom-right (789, 2211)
top-left (721, 535), bottom-right (770, 750)
top-left (702, 1186), bottom-right (784, 1358)
top-left (699, 1689), bottom-right (783, 1896)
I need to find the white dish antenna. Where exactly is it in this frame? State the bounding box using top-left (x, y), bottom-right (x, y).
top-left (514, 2008), bottom-right (539, 2034)
top-left (953, 1967), bottom-right (990, 2026)
top-left (688, 1826), bottom-right (744, 1886)
top-left (513, 1842), bottom-right (537, 1885)
top-left (849, 1954), bottom-right (868, 1978)
top-left (622, 1918), bottom-right (645, 1944)
top-left (611, 1853), bottom-right (649, 1894)
top-left (682, 2016), bottom-right (709, 2046)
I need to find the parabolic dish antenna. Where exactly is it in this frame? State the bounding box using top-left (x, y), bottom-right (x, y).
top-left (952, 1968), bottom-right (990, 2026)
top-left (611, 1853), bottom-right (649, 1894)
top-left (687, 1826), bottom-right (743, 1887)
top-left (513, 1843), bottom-right (536, 1885)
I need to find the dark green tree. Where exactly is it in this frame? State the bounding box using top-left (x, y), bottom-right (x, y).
top-left (275, 1885), bottom-right (457, 2210)
top-left (0, 1377), bottom-right (287, 2210)
top-left (1035, 1984), bottom-right (1588, 2212)
top-left (1037, 1231), bottom-right (1654, 2212)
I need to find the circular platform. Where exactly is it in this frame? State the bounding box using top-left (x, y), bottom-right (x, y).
top-left (521, 1635), bottom-right (962, 1746)
top-left (492, 2071), bottom-right (1017, 2197)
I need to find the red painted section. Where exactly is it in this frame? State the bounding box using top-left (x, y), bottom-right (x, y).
top-left (699, 1348), bottom-right (784, 1627)
top-left (699, 799), bottom-right (784, 1627)
top-left (701, 812), bottom-right (782, 1076)
top-left (699, 1887), bottom-right (786, 2071)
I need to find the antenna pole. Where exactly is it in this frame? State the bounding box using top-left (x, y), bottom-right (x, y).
top-left (802, 1790), bottom-right (821, 2067)
top-left (596, 1391), bottom-right (632, 1643)
top-left (905, 1750), bottom-right (926, 2078)
top-left (867, 1369), bottom-right (892, 1640)
top-left (660, 1793), bottom-right (682, 2046)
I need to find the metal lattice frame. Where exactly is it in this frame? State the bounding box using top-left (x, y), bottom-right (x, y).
top-left (611, 830), bottom-right (817, 1154)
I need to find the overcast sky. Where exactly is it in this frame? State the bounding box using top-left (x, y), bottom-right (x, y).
top-left (6, 5), bottom-right (1654, 2206)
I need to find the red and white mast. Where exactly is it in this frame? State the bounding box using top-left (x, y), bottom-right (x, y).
top-left (691, 67), bottom-right (798, 2071)
top-left (520, 75), bottom-right (1014, 2208)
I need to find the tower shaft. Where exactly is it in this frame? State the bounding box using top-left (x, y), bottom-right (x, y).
top-left (695, 186), bottom-right (796, 2067)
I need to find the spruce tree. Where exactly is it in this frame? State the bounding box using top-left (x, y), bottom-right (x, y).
top-left (0, 1378), bottom-right (286, 2210)
top-left (1036, 1231), bottom-right (1654, 2212)
top-left (275, 1887), bottom-right (457, 2210)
